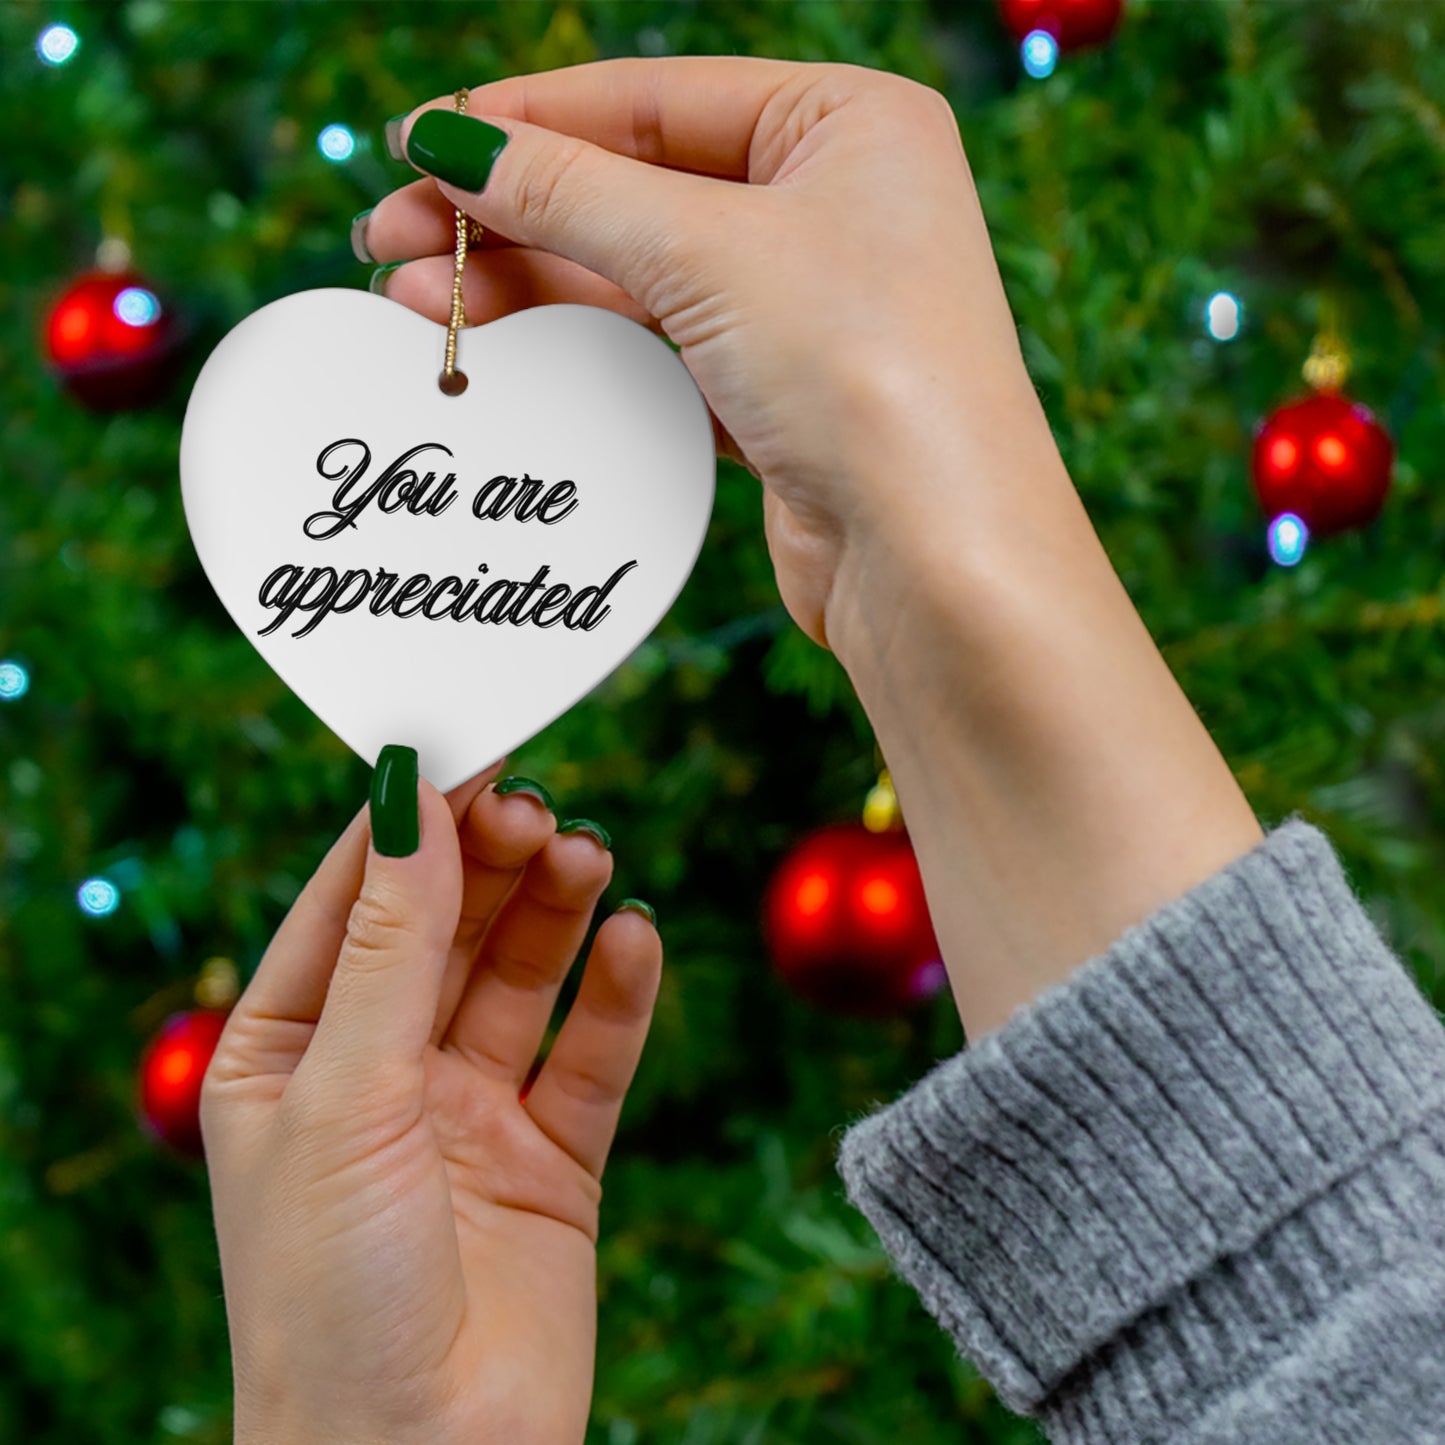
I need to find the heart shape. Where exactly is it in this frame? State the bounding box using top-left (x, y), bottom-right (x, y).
top-left (180, 289), bottom-right (715, 790)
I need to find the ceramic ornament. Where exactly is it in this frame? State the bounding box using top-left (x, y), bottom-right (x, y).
top-left (179, 289), bottom-right (715, 791)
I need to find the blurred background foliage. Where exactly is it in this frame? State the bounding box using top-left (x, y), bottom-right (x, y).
top-left (2, 1), bottom-right (1444, 1442)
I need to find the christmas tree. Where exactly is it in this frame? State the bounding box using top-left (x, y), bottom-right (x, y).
top-left (3, 3), bottom-right (1444, 1441)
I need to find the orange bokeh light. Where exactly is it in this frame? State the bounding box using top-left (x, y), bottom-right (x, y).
top-left (859, 876), bottom-right (900, 917)
top-left (49, 301), bottom-right (98, 364)
top-left (54, 304), bottom-right (92, 345)
top-left (794, 872), bottom-right (831, 917)
top-left (158, 1047), bottom-right (195, 1087)
top-left (1268, 436), bottom-right (1299, 474)
top-left (1315, 434), bottom-right (1347, 468)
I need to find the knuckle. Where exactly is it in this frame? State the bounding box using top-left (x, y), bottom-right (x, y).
top-left (817, 60), bottom-right (879, 93)
top-left (629, 75), bottom-right (667, 167)
top-left (513, 135), bottom-right (590, 231)
top-left (340, 891), bottom-right (410, 969)
top-left (486, 941), bottom-right (558, 993)
top-left (551, 1058), bottom-right (618, 1110)
top-left (893, 74), bottom-right (959, 132)
top-left (198, 1055), bottom-right (230, 1108)
top-left (196, 1023), bottom-right (243, 1113)
top-left (196, 1029), bottom-right (252, 1147)
top-left (197, 1077), bottom-right (224, 1136)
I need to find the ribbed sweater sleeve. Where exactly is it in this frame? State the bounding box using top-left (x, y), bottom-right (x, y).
top-left (836, 819), bottom-right (1445, 1443)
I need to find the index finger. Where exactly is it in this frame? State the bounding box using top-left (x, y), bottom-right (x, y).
top-left (412, 54), bottom-right (810, 183)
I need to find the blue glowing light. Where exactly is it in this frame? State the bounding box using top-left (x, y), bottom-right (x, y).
top-left (1267, 512), bottom-right (1309, 567)
top-left (0, 660), bottom-right (29, 701)
top-left (78, 877), bottom-right (121, 917)
top-left (37, 24), bottom-right (79, 66)
top-left (318, 124), bottom-right (356, 162)
top-left (1021, 29), bottom-right (1059, 79)
top-left (114, 287), bottom-right (161, 328)
top-left (1205, 291), bottom-right (1243, 342)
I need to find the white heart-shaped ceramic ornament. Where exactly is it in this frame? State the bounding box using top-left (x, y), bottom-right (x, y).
top-left (180, 289), bottom-right (715, 790)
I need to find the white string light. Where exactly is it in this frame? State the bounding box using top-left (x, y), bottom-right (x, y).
top-left (1022, 30), bottom-right (1059, 79)
top-left (1205, 291), bottom-right (1243, 342)
top-left (1267, 512), bottom-right (1308, 567)
top-left (0, 660), bottom-right (29, 700)
top-left (77, 878), bottom-right (121, 917)
top-left (37, 24), bottom-right (79, 66)
top-left (317, 124), bottom-right (356, 162)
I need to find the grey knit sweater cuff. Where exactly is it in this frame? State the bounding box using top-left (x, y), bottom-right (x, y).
top-left (836, 819), bottom-right (1445, 1437)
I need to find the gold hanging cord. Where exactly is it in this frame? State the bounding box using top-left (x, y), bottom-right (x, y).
top-left (440, 88), bottom-right (483, 394)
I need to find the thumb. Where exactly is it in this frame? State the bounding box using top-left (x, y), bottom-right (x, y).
top-left (304, 746), bottom-right (463, 1088)
top-left (397, 105), bottom-right (735, 316)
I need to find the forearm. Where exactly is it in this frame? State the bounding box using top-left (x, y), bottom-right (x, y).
top-left (825, 377), bottom-right (1262, 1039)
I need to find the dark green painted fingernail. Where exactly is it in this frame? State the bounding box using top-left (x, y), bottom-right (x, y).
top-left (405, 110), bottom-right (509, 192)
top-left (559, 818), bottom-right (612, 851)
top-left (369, 261), bottom-right (404, 296)
top-left (350, 208), bottom-right (375, 264)
top-left (617, 898), bottom-right (656, 926)
top-left (494, 775), bottom-right (555, 811)
top-left (370, 745), bottom-right (419, 857)
top-left (384, 113), bottom-right (409, 161)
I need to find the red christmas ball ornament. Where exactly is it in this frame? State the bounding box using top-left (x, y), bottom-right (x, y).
top-left (764, 822), bottom-right (945, 1017)
top-left (45, 269), bottom-right (182, 410)
top-left (998, 0), bottom-right (1124, 50)
top-left (1251, 391), bottom-right (1394, 537)
top-left (137, 1009), bottom-right (230, 1157)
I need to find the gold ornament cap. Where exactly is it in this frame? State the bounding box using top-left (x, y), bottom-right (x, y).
top-left (863, 768), bottom-right (902, 833)
top-left (1303, 297), bottom-right (1350, 392)
top-left (194, 956), bottom-right (240, 1010)
top-left (1302, 331), bottom-right (1350, 393)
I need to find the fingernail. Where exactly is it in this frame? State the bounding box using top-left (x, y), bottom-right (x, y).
top-left (369, 261), bottom-right (404, 296)
top-left (558, 818), bottom-right (612, 851)
top-left (370, 744), bottom-right (419, 857)
top-left (617, 898), bottom-right (656, 926)
top-left (405, 110), bottom-right (509, 192)
top-left (350, 208), bottom-right (375, 264)
top-left (494, 775), bottom-right (555, 812)
top-left (384, 113), bottom-right (409, 162)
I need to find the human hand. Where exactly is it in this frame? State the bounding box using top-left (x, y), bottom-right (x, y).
top-left (359, 56), bottom-right (1054, 658)
top-left (201, 755), bottom-right (661, 1445)
top-left (358, 60), bottom-right (1263, 1041)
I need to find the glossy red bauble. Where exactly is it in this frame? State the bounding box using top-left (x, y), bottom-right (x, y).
top-left (998, 0), bottom-right (1125, 49)
top-left (45, 270), bottom-right (182, 410)
top-left (137, 1009), bottom-right (230, 1157)
top-left (763, 823), bottom-right (945, 1017)
top-left (1251, 392), bottom-right (1394, 537)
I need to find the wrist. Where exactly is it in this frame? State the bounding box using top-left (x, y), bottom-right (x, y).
top-left (234, 1412), bottom-right (433, 1445)
top-left (821, 362), bottom-right (1081, 685)
top-left (233, 1384), bottom-right (439, 1445)
top-left (821, 395), bottom-right (1262, 1038)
